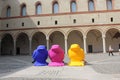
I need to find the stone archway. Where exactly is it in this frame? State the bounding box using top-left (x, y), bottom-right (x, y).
top-left (87, 30), bottom-right (102, 53)
top-left (16, 33), bottom-right (29, 55)
top-left (68, 30), bottom-right (83, 49)
top-left (106, 28), bottom-right (120, 52)
top-left (1, 34), bottom-right (14, 55)
top-left (32, 32), bottom-right (46, 53)
top-left (49, 31), bottom-right (65, 50)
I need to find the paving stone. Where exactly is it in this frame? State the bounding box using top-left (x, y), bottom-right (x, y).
top-left (0, 77), bottom-right (86, 80)
top-left (0, 53), bottom-right (120, 80)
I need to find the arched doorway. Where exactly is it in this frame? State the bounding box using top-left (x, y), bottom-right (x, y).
top-left (106, 28), bottom-right (120, 52)
top-left (49, 31), bottom-right (65, 50)
top-left (1, 34), bottom-right (14, 55)
top-left (32, 32), bottom-right (46, 53)
top-left (68, 30), bottom-right (83, 49)
top-left (16, 33), bottom-right (29, 55)
top-left (87, 30), bottom-right (102, 53)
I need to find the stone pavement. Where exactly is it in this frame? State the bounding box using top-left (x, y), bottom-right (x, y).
top-left (0, 53), bottom-right (120, 80)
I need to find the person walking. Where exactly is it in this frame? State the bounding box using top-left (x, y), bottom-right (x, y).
top-left (108, 45), bottom-right (114, 56)
top-left (119, 48), bottom-right (120, 55)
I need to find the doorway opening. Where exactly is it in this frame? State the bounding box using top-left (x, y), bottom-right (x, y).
top-left (88, 45), bottom-right (93, 53)
top-left (16, 47), bottom-right (20, 55)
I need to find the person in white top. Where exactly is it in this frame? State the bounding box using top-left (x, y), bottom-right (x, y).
top-left (119, 48), bottom-right (120, 55)
top-left (108, 45), bottom-right (114, 56)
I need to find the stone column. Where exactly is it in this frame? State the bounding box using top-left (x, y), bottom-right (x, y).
top-left (46, 37), bottom-right (49, 50)
top-left (29, 38), bottom-right (32, 55)
top-left (83, 36), bottom-right (87, 54)
top-left (13, 39), bottom-right (16, 56)
top-left (102, 35), bottom-right (106, 53)
top-left (65, 36), bottom-right (68, 54)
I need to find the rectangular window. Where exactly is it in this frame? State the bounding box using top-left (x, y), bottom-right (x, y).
top-left (22, 22), bottom-right (24, 26)
top-left (37, 21), bottom-right (40, 25)
top-left (73, 19), bottom-right (76, 23)
top-left (6, 24), bottom-right (9, 27)
top-left (110, 17), bottom-right (113, 22)
top-left (55, 20), bottom-right (58, 25)
top-left (92, 18), bottom-right (94, 23)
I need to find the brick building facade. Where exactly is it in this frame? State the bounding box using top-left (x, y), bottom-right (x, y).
top-left (0, 0), bottom-right (120, 55)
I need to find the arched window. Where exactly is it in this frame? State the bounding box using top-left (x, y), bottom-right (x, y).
top-left (107, 0), bottom-right (112, 10)
top-left (36, 3), bottom-right (42, 14)
top-left (21, 4), bottom-right (26, 16)
top-left (88, 0), bottom-right (94, 11)
top-left (6, 6), bottom-right (11, 17)
top-left (53, 2), bottom-right (59, 14)
top-left (71, 1), bottom-right (77, 12)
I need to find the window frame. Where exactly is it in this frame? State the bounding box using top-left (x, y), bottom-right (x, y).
top-left (6, 6), bottom-right (11, 17)
top-left (20, 3), bottom-right (27, 16)
top-left (35, 2), bottom-right (42, 15)
top-left (71, 0), bottom-right (77, 12)
top-left (88, 0), bottom-right (95, 11)
top-left (106, 0), bottom-right (113, 10)
top-left (52, 1), bottom-right (59, 14)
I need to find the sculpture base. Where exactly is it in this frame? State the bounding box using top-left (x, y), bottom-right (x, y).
top-left (48, 62), bottom-right (64, 66)
top-left (34, 61), bottom-right (48, 66)
top-left (68, 61), bottom-right (84, 66)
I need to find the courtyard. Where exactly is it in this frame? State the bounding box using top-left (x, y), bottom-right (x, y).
top-left (0, 53), bottom-right (120, 80)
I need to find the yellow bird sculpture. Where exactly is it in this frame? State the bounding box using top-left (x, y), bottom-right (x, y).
top-left (68, 44), bottom-right (85, 66)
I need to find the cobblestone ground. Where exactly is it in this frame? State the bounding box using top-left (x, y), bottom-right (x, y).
top-left (0, 56), bottom-right (32, 77)
top-left (85, 53), bottom-right (120, 74)
top-left (0, 53), bottom-right (120, 80)
top-left (0, 77), bottom-right (84, 80)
